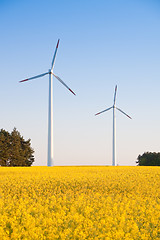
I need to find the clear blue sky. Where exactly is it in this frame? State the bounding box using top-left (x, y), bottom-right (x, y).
top-left (0, 0), bottom-right (160, 166)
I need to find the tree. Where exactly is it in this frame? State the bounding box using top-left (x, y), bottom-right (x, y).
top-left (136, 152), bottom-right (160, 166)
top-left (0, 128), bottom-right (34, 166)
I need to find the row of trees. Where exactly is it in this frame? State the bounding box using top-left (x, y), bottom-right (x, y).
top-left (136, 152), bottom-right (160, 166)
top-left (0, 128), bottom-right (34, 166)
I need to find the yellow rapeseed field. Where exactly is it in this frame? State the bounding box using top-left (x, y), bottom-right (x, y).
top-left (0, 166), bottom-right (160, 240)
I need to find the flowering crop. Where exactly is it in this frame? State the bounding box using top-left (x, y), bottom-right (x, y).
top-left (0, 166), bottom-right (160, 239)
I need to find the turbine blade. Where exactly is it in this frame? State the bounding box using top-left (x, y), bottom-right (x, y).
top-left (52, 73), bottom-right (76, 95)
top-left (19, 72), bottom-right (49, 83)
top-left (116, 107), bottom-right (132, 119)
top-left (95, 106), bottom-right (113, 116)
top-left (113, 85), bottom-right (117, 105)
top-left (51, 39), bottom-right (60, 71)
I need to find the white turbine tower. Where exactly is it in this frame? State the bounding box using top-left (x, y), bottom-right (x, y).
top-left (95, 85), bottom-right (132, 166)
top-left (19, 39), bottom-right (76, 166)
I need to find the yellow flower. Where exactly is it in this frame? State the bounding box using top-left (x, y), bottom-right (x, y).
top-left (0, 166), bottom-right (160, 239)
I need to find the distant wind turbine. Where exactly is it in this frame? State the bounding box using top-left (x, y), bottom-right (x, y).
top-left (95, 85), bottom-right (132, 166)
top-left (19, 39), bottom-right (76, 166)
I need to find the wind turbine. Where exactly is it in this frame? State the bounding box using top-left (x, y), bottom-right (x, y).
top-left (19, 39), bottom-right (76, 166)
top-left (95, 85), bottom-right (132, 166)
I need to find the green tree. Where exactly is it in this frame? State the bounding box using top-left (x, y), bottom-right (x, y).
top-left (136, 152), bottom-right (160, 166)
top-left (0, 128), bottom-right (34, 166)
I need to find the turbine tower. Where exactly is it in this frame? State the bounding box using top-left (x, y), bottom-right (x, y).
top-left (19, 39), bottom-right (76, 166)
top-left (95, 85), bottom-right (131, 166)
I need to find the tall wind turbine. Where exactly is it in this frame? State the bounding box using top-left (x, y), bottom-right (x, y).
top-left (95, 85), bottom-right (131, 166)
top-left (19, 39), bottom-right (76, 166)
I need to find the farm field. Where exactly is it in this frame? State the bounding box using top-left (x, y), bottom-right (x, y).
top-left (0, 166), bottom-right (160, 240)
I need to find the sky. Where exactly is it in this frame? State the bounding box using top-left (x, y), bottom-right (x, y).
top-left (0, 0), bottom-right (160, 166)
